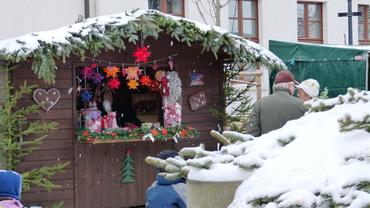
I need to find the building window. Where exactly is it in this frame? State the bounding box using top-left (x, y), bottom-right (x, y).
top-left (148, 0), bottom-right (185, 17)
top-left (229, 0), bottom-right (259, 42)
top-left (297, 2), bottom-right (323, 43)
top-left (358, 5), bottom-right (370, 45)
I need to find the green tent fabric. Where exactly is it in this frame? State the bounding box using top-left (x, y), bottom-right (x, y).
top-left (269, 40), bottom-right (368, 97)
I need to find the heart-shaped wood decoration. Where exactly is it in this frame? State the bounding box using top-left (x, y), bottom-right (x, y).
top-left (33, 88), bottom-right (61, 111)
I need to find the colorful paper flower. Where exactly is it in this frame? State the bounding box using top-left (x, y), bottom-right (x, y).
top-left (180, 129), bottom-right (188, 137)
top-left (103, 66), bottom-right (120, 78)
top-left (82, 130), bottom-right (90, 137)
top-left (127, 79), bottom-right (139, 90)
top-left (132, 46), bottom-right (151, 63)
top-left (151, 129), bottom-right (158, 137)
top-left (91, 72), bottom-right (104, 84)
top-left (81, 66), bottom-right (94, 79)
top-left (123, 67), bottom-right (141, 80)
top-left (81, 90), bottom-right (93, 102)
top-left (140, 75), bottom-right (152, 86)
top-left (90, 63), bottom-right (98, 68)
top-left (161, 128), bottom-right (168, 136)
top-left (108, 78), bottom-right (121, 89)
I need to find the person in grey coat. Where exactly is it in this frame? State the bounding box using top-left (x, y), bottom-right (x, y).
top-left (246, 71), bottom-right (306, 137)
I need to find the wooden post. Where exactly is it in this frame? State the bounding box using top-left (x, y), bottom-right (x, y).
top-left (240, 66), bottom-right (263, 101)
top-left (255, 71), bottom-right (262, 100)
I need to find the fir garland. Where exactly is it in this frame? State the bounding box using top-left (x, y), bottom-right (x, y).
top-left (76, 126), bottom-right (200, 143)
top-left (0, 10), bottom-right (285, 84)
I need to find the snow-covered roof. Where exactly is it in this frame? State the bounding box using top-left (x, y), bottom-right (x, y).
top-left (0, 9), bottom-right (285, 83)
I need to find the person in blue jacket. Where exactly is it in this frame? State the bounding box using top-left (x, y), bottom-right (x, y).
top-left (146, 150), bottom-right (186, 208)
top-left (0, 170), bottom-right (23, 208)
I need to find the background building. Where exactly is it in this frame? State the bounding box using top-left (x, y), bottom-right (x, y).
top-left (1, 0), bottom-right (370, 97)
top-left (2, 0), bottom-right (370, 47)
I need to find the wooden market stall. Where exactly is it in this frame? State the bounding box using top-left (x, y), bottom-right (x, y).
top-left (0, 10), bottom-right (284, 207)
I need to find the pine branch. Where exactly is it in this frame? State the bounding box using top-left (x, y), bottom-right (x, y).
top-left (22, 162), bottom-right (70, 191)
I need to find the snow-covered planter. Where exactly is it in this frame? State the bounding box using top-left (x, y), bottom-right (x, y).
top-left (146, 88), bottom-right (370, 207)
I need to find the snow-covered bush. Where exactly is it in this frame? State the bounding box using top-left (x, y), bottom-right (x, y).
top-left (146, 88), bottom-right (370, 207)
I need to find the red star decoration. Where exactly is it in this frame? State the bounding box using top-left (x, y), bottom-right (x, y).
top-left (140, 75), bottom-right (152, 86)
top-left (132, 46), bottom-right (151, 63)
top-left (108, 78), bottom-right (121, 90)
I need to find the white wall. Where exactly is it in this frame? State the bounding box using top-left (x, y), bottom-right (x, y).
top-left (0, 0), bottom-right (84, 40)
top-left (93, 0), bottom-right (148, 16)
top-left (258, 0), bottom-right (298, 48)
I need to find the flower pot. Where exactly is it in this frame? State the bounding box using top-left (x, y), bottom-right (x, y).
top-left (186, 179), bottom-right (242, 208)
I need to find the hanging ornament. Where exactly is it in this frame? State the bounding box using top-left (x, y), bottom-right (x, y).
top-left (155, 70), bottom-right (166, 82)
top-left (140, 75), bottom-right (152, 86)
top-left (160, 77), bottom-right (170, 97)
top-left (103, 66), bottom-right (120, 78)
top-left (81, 90), bottom-right (93, 102)
top-left (168, 57), bottom-right (174, 70)
top-left (121, 149), bottom-right (136, 184)
top-left (91, 72), bottom-right (104, 85)
top-left (167, 71), bottom-right (182, 104)
top-left (81, 66), bottom-right (94, 79)
top-left (122, 67), bottom-right (127, 77)
top-left (127, 79), bottom-right (139, 90)
top-left (132, 46), bottom-right (151, 63)
top-left (124, 67), bottom-right (141, 80)
top-left (152, 61), bottom-right (158, 71)
top-left (108, 78), bottom-right (121, 90)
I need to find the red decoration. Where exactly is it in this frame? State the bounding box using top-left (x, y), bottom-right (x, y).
top-left (147, 80), bottom-right (160, 92)
top-left (108, 78), bottom-right (121, 89)
top-left (132, 46), bottom-right (151, 63)
top-left (82, 130), bottom-right (90, 137)
top-left (180, 129), bottom-right (188, 137)
top-left (140, 75), bottom-right (152, 86)
top-left (81, 66), bottom-right (94, 79)
top-left (151, 129), bottom-right (159, 136)
top-left (160, 77), bottom-right (170, 97)
top-left (161, 128), bottom-right (168, 136)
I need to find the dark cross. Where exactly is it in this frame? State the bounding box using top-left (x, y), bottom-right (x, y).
top-left (338, 0), bottom-right (362, 45)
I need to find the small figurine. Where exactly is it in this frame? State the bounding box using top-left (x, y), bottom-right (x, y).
top-left (101, 100), bottom-right (119, 129)
top-left (84, 101), bottom-right (102, 132)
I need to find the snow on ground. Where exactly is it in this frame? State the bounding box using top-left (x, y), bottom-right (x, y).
top-left (188, 89), bottom-right (370, 207)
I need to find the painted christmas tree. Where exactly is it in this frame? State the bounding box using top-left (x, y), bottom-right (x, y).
top-left (121, 150), bottom-right (136, 183)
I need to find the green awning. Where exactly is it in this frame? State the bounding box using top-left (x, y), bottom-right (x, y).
top-left (269, 40), bottom-right (368, 97)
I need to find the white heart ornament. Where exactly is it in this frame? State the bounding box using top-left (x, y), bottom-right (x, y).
top-left (33, 88), bottom-right (61, 111)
